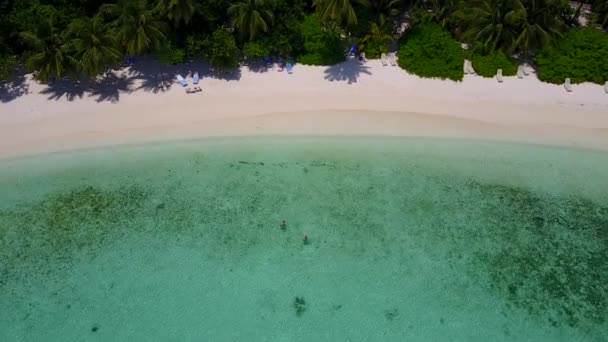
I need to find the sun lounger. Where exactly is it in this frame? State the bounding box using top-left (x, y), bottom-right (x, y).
top-left (388, 52), bottom-right (397, 66)
top-left (517, 65), bottom-right (524, 79)
top-left (346, 44), bottom-right (357, 57)
top-left (359, 52), bottom-right (366, 64)
top-left (496, 69), bottom-right (503, 83)
top-left (381, 53), bottom-right (388, 66)
top-left (286, 62), bottom-right (293, 74)
top-left (192, 72), bottom-right (199, 85)
top-left (176, 74), bottom-right (187, 87)
top-left (467, 60), bottom-right (475, 74)
top-left (564, 78), bottom-right (573, 92)
top-left (523, 65), bottom-right (530, 76)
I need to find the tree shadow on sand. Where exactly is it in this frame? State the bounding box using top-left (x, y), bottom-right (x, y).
top-left (88, 73), bottom-right (133, 103)
top-left (1, 73), bottom-right (30, 103)
top-left (39, 78), bottom-right (91, 101)
top-left (324, 60), bottom-right (372, 84)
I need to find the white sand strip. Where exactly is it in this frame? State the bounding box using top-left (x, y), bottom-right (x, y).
top-left (1, 59), bottom-right (607, 159)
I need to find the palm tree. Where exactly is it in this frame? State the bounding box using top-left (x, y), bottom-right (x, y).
top-left (20, 12), bottom-right (75, 83)
top-left (155, 0), bottom-right (197, 27)
top-left (515, 0), bottom-right (567, 55)
top-left (228, 0), bottom-right (274, 41)
top-left (411, 0), bottom-right (462, 30)
top-left (66, 15), bottom-right (122, 78)
top-left (313, 0), bottom-right (361, 28)
top-left (359, 17), bottom-right (394, 57)
top-left (368, 0), bottom-right (400, 23)
top-left (459, 0), bottom-right (527, 54)
top-left (593, 0), bottom-right (608, 28)
top-left (100, 0), bottom-right (167, 55)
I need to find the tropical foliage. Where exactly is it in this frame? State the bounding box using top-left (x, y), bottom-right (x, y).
top-left (1, 0), bottom-right (607, 83)
top-left (535, 28), bottom-right (608, 84)
top-left (203, 28), bottom-right (239, 70)
top-left (398, 23), bottom-right (464, 81)
top-left (299, 14), bottom-right (345, 65)
top-left (471, 49), bottom-right (518, 78)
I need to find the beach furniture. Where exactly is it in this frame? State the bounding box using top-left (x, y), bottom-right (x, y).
top-left (346, 44), bottom-right (357, 57)
top-left (176, 74), bottom-right (187, 87)
top-left (388, 52), bottom-right (397, 66)
top-left (286, 62), bottom-right (293, 74)
top-left (517, 65), bottom-right (524, 79)
top-left (192, 72), bottom-right (200, 85)
top-left (523, 65), bottom-right (530, 76)
top-left (496, 69), bottom-right (503, 83)
top-left (359, 52), bottom-right (366, 64)
top-left (381, 53), bottom-right (388, 66)
top-left (564, 78), bottom-right (573, 92)
top-left (467, 60), bottom-right (475, 74)
top-left (604, 81), bottom-right (608, 94)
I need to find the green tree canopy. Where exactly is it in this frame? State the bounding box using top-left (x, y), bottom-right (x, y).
top-left (228, 0), bottom-right (274, 41)
top-left (101, 0), bottom-right (168, 55)
top-left (203, 28), bottom-right (239, 70)
top-left (535, 28), bottom-right (608, 84)
top-left (397, 23), bottom-right (464, 81)
top-left (66, 15), bottom-right (122, 77)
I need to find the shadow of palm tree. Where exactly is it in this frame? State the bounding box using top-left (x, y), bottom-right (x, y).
top-left (88, 73), bottom-right (133, 103)
top-left (244, 59), bottom-right (271, 73)
top-left (0, 73), bottom-right (29, 103)
top-left (40, 79), bottom-right (90, 101)
top-left (324, 60), bottom-right (372, 84)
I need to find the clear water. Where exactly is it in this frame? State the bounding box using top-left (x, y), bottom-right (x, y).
top-left (0, 137), bottom-right (607, 341)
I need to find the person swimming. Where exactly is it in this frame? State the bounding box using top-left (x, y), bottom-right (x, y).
top-left (280, 219), bottom-right (286, 230)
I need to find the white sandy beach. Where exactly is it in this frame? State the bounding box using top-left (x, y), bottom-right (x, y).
top-left (1, 58), bottom-right (608, 159)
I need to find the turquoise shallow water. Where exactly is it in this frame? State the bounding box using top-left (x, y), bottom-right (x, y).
top-left (0, 137), bottom-right (607, 341)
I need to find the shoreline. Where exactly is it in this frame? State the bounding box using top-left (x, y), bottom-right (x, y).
top-left (1, 59), bottom-right (608, 159)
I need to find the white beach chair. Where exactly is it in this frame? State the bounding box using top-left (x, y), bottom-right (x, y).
top-left (467, 61), bottom-right (475, 74)
top-left (523, 65), bottom-right (530, 76)
top-left (381, 53), bottom-right (388, 66)
top-left (565, 78), bottom-right (573, 92)
top-left (496, 69), bottom-right (503, 83)
top-left (359, 52), bottom-right (366, 64)
top-left (604, 81), bottom-right (608, 94)
top-left (388, 52), bottom-right (397, 66)
top-left (517, 65), bottom-right (524, 79)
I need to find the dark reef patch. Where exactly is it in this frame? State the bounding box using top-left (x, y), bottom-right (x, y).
top-left (0, 185), bottom-right (150, 293)
top-left (466, 181), bottom-right (608, 328)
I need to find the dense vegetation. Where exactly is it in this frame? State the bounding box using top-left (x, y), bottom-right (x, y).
top-left (398, 23), bottom-right (464, 81)
top-left (536, 28), bottom-right (608, 84)
top-left (471, 48), bottom-right (518, 78)
top-left (0, 0), bottom-right (607, 84)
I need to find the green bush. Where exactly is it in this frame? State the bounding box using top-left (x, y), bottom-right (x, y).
top-left (186, 35), bottom-right (205, 57)
top-left (471, 50), bottom-right (517, 78)
top-left (0, 55), bottom-right (17, 80)
top-left (153, 44), bottom-right (185, 65)
top-left (535, 28), bottom-right (608, 84)
top-left (203, 29), bottom-right (239, 70)
top-left (242, 41), bottom-right (270, 60)
top-left (397, 23), bottom-right (464, 81)
top-left (298, 14), bottom-right (344, 66)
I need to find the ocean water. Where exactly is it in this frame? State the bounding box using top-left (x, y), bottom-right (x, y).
top-left (0, 137), bottom-right (607, 341)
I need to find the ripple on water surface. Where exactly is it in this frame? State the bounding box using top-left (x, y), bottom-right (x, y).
top-left (0, 137), bottom-right (607, 341)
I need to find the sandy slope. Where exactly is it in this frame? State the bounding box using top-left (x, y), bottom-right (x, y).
top-left (1, 58), bottom-right (607, 159)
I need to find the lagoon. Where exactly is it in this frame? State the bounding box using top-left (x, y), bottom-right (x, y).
top-left (0, 137), bottom-right (607, 341)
